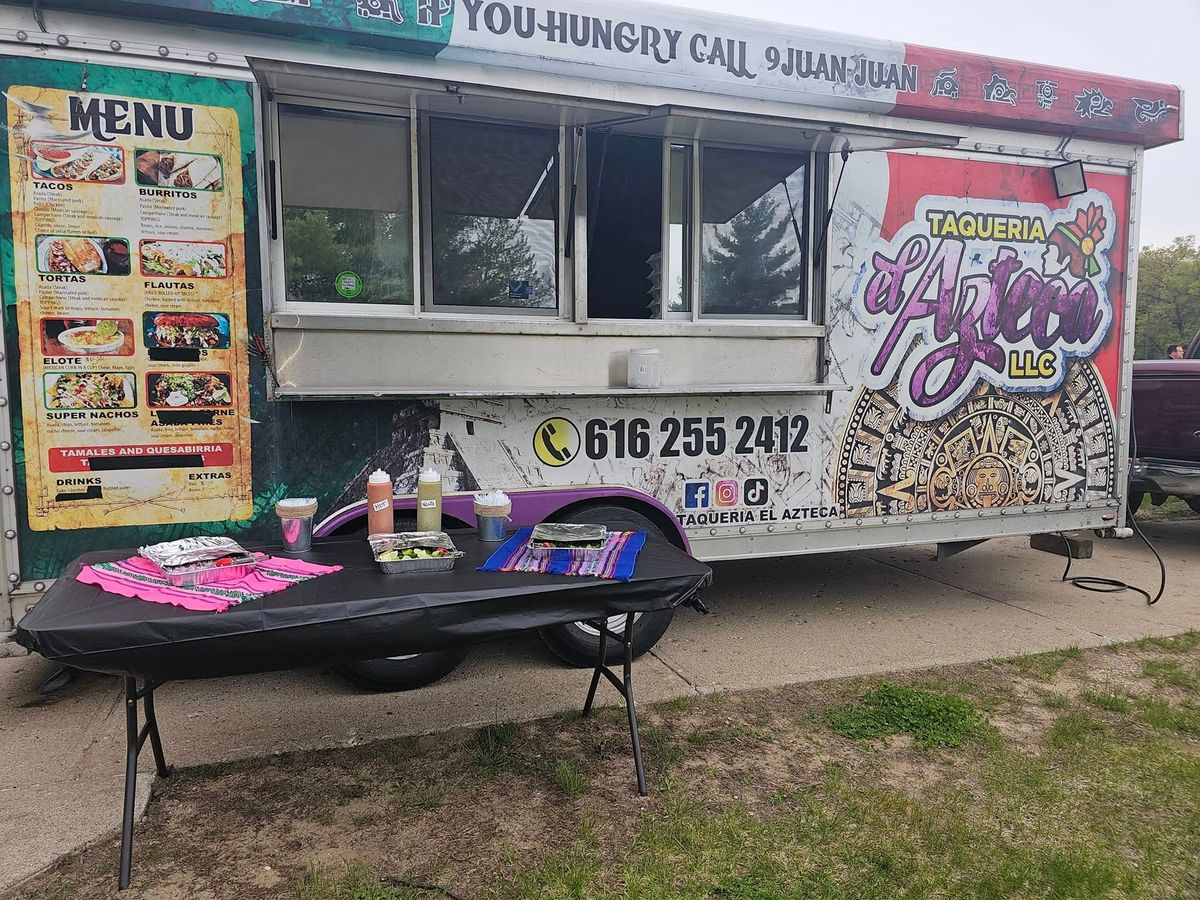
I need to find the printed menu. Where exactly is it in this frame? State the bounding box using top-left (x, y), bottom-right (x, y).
top-left (7, 87), bottom-right (253, 531)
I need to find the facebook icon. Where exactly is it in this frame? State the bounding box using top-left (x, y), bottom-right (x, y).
top-left (684, 482), bottom-right (711, 509)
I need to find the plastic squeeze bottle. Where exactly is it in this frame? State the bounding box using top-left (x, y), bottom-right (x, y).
top-left (416, 467), bottom-right (443, 533)
top-left (366, 469), bottom-right (394, 536)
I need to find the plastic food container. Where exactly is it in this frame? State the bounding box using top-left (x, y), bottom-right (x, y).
top-left (527, 523), bottom-right (609, 561)
top-left (369, 532), bottom-right (464, 574)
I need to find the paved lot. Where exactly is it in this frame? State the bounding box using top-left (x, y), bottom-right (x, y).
top-left (2, 517), bottom-right (1197, 890)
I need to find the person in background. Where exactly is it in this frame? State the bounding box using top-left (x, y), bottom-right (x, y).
top-left (1166, 344), bottom-right (1186, 360)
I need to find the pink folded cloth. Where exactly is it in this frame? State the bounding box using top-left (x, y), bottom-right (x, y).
top-left (76, 554), bottom-right (343, 613)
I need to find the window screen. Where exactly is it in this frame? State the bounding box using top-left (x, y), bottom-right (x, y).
top-left (701, 147), bottom-right (807, 317)
top-left (428, 118), bottom-right (558, 311)
top-left (278, 105), bottom-right (413, 305)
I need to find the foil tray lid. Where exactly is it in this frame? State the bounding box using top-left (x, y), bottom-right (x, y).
top-left (530, 523), bottom-right (608, 545)
top-left (139, 536), bottom-right (249, 571)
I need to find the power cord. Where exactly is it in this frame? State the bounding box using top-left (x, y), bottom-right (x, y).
top-left (1058, 511), bottom-right (1167, 605)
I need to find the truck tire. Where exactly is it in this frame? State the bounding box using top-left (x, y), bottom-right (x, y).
top-left (333, 648), bottom-right (469, 692)
top-left (1127, 491), bottom-right (1145, 524)
top-left (327, 513), bottom-right (470, 692)
top-left (538, 503), bottom-right (678, 667)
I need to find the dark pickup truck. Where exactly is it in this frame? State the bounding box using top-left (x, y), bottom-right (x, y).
top-left (1131, 331), bottom-right (1200, 516)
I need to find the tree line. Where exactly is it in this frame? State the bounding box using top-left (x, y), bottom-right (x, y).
top-left (1136, 235), bottom-right (1200, 359)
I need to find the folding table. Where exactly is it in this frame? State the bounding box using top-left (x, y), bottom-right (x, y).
top-left (14, 532), bottom-right (711, 890)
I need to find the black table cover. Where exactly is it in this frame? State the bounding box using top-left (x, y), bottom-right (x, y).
top-left (14, 533), bottom-right (712, 682)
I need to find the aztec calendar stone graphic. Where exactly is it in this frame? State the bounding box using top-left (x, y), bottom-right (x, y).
top-left (835, 361), bottom-right (1117, 518)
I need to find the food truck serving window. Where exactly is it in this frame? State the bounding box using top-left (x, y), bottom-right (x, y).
top-left (426, 118), bottom-right (559, 313)
top-left (278, 105), bottom-right (414, 306)
top-left (701, 147), bottom-right (808, 318)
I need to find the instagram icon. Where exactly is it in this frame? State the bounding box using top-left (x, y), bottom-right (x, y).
top-left (715, 479), bottom-right (740, 507)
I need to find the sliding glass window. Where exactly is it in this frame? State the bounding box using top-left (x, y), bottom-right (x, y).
top-left (278, 105), bottom-right (413, 306)
top-left (700, 147), bottom-right (808, 317)
top-left (427, 118), bottom-right (559, 312)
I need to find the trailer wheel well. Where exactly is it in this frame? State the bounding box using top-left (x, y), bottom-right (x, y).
top-left (548, 497), bottom-right (686, 550)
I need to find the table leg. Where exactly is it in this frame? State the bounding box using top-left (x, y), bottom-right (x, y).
top-left (628, 619), bottom-right (648, 801)
top-left (582, 618), bottom-right (608, 717)
top-left (119, 678), bottom-right (139, 891)
top-left (580, 616), bottom-right (648, 796)
top-left (118, 678), bottom-right (171, 891)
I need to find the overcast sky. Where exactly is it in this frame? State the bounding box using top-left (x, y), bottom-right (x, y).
top-left (656, 0), bottom-right (1195, 248)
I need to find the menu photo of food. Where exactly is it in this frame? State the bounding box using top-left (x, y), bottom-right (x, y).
top-left (147, 371), bottom-right (234, 409)
top-left (30, 141), bottom-right (124, 184)
top-left (43, 372), bottom-right (137, 410)
top-left (135, 150), bottom-right (223, 191)
top-left (36, 235), bottom-right (132, 276)
top-left (139, 240), bottom-right (228, 279)
top-left (41, 318), bottom-right (134, 357)
top-left (143, 312), bottom-right (230, 350)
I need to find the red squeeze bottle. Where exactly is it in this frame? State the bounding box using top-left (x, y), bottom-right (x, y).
top-left (367, 469), bottom-right (394, 536)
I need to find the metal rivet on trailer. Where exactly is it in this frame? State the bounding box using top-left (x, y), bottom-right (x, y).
top-left (34, 582), bottom-right (45, 593)
top-left (738, 527), bottom-right (746, 534)
top-left (998, 146), bottom-right (1005, 153)
top-left (954, 512), bottom-right (961, 519)
top-left (7, 573), bottom-right (18, 584)
top-left (56, 34), bottom-right (70, 46)
top-left (0, 399), bottom-right (7, 408)
top-left (110, 40), bottom-right (122, 51)
top-left (709, 529), bottom-right (717, 536)
top-left (16, 30), bottom-right (27, 41)
top-left (1000, 509), bottom-right (1007, 515)
top-left (906, 516), bottom-right (914, 523)
top-left (856, 518), bottom-right (863, 526)
top-left (930, 513), bottom-right (938, 520)
top-left (1066, 503), bottom-right (1073, 510)
top-left (973, 142), bottom-right (981, 150)
top-left (1, 486), bottom-right (11, 496)
top-left (1086, 502), bottom-right (1093, 509)
top-left (767, 525), bottom-right (775, 533)
top-left (978, 511), bottom-right (985, 517)
top-left (0, 442), bottom-right (9, 451)
top-left (208, 52), bottom-right (219, 62)
top-left (3, 530), bottom-right (14, 539)
top-left (825, 521), bottom-right (833, 528)
top-left (795, 524), bottom-right (802, 530)
top-left (158, 45), bottom-right (170, 57)
top-left (881, 517), bottom-right (889, 524)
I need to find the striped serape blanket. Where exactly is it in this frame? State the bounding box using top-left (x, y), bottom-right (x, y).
top-left (76, 554), bottom-right (343, 613)
top-left (479, 528), bottom-right (646, 581)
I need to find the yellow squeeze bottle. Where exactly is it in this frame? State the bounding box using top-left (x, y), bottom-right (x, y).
top-left (416, 468), bottom-right (443, 533)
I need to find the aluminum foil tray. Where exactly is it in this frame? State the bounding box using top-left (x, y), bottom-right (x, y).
top-left (369, 532), bottom-right (463, 575)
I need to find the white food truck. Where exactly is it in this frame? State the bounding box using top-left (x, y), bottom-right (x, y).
top-left (0, 0), bottom-right (1182, 688)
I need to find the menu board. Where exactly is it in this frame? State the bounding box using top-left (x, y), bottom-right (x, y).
top-left (6, 87), bottom-right (253, 531)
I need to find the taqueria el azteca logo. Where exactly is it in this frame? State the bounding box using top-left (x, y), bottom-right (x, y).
top-left (852, 193), bottom-right (1115, 420)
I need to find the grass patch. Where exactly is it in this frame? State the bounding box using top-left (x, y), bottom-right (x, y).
top-left (1046, 710), bottom-right (1106, 749)
top-left (470, 723), bottom-right (517, 770)
top-left (1130, 630), bottom-right (1200, 654)
top-left (552, 758), bottom-right (590, 798)
top-left (640, 726), bottom-right (684, 774)
top-left (1080, 689), bottom-right (1133, 713)
top-left (1142, 658), bottom-right (1200, 692)
top-left (1041, 691), bottom-right (1070, 709)
top-left (1009, 646), bottom-right (1084, 681)
top-left (827, 683), bottom-right (987, 748)
top-left (296, 863), bottom-right (413, 900)
top-left (1137, 698), bottom-right (1200, 736)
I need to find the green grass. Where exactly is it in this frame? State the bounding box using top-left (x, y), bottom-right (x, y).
top-left (1136, 698), bottom-right (1200, 736)
top-left (1142, 658), bottom-right (1200, 692)
top-left (1046, 710), bottom-right (1107, 749)
top-left (470, 723), bottom-right (517, 770)
top-left (1130, 630), bottom-right (1200, 654)
top-left (827, 683), bottom-right (987, 748)
top-left (552, 758), bottom-right (590, 798)
top-left (295, 863), bottom-right (412, 900)
top-left (1009, 646), bottom-right (1084, 681)
top-left (1080, 689), bottom-right (1133, 713)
